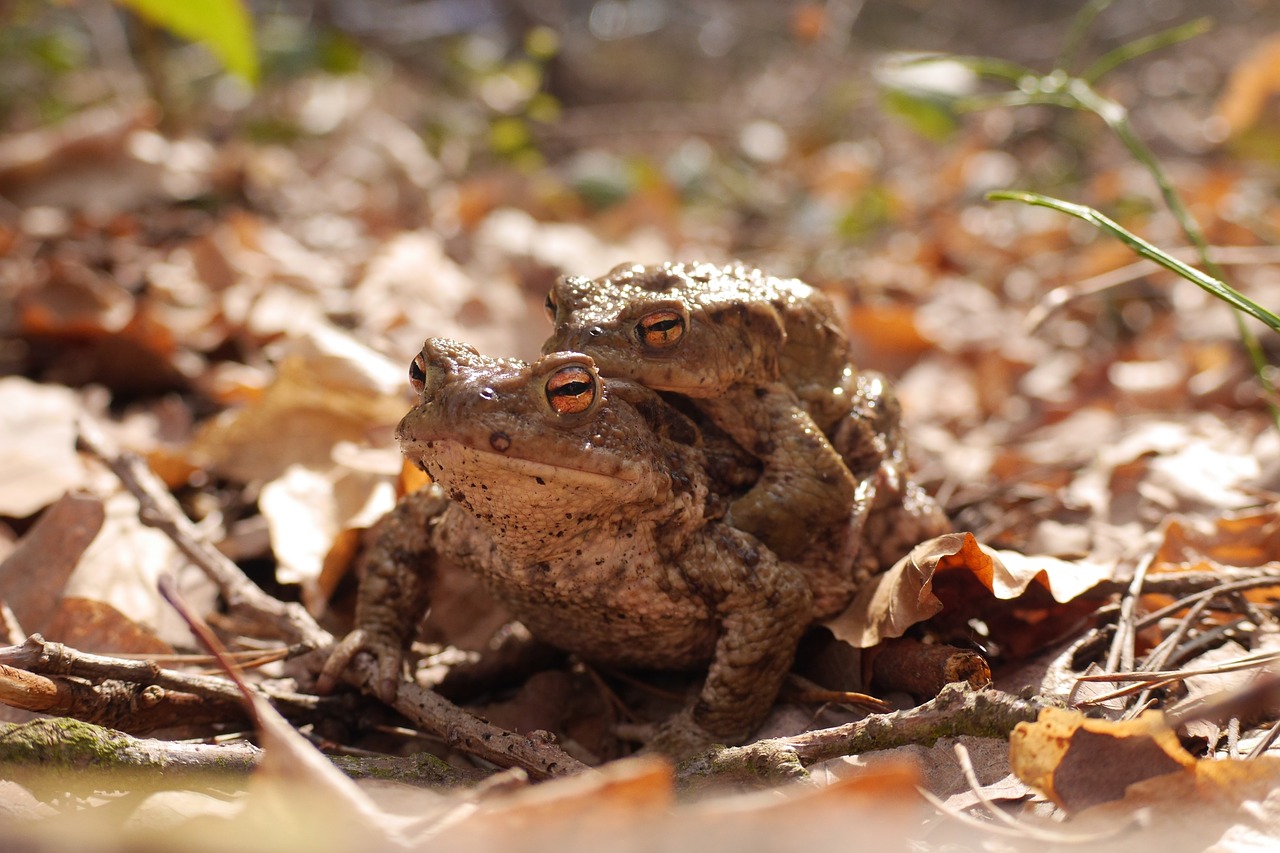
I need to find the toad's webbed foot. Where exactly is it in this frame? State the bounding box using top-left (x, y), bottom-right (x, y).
top-left (317, 627), bottom-right (405, 703)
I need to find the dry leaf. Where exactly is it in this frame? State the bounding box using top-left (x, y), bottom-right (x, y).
top-left (1009, 707), bottom-right (1196, 811)
top-left (0, 377), bottom-right (88, 517)
top-left (187, 322), bottom-right (407, 483)
top-left (61, 490), bottom-right (215, 650)
top-left (826, 532), bottom-right (1112, 650)
top-left (1215, 32), bottom-right (1280, 137)
top-left (0, 492), bottom-right (104, 635)
top-left (43, 597), bottom-right (171, 655)
top-left (258, 461), bottom-right (396, 592)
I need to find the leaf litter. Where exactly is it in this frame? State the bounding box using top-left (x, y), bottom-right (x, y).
top-left (4, 2), bottom-right (1280, 850)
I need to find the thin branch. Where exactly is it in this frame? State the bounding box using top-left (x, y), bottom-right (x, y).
top-left (678, 684), bottom-right (1043, 791)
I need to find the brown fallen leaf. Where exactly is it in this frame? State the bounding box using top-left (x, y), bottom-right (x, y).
top-left (186, 321), bottom-right (407, 483)
top-left (1155, 509), bottom-right (1280, 573)
top-left (43, 597), bottom-right (170, 655)
top-left (1013, 704), bottom-right (1280, 848)
top-left (0, 492), bottom-right (104, 635)
top-left (826, 532), bottom-right (1112, 655)
top-left (1009, 707), bottom-right (1195, 811)
top-left (60, 490), bottom-right (216, 651)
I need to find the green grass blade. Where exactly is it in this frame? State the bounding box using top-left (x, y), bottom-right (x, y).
top-left (1082, 17), bottom-right (1213, 83)
top-left (988, 190), bottom-right (1280, 333)
top-left (1058, 0), bottom-right (1115, 73)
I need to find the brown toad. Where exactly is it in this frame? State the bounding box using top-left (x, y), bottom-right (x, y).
top-left (542, 261), bottom-right (948, 570)
top-left (326, 338), bottom-right (835, 748)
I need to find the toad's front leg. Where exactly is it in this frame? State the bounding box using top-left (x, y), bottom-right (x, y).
top-left (655, 526), bottom-right (813, 754)
top-left (319, 485), bottom-right (454, 701)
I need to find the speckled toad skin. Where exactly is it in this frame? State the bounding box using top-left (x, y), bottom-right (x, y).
top-left (326, 339), bottom-right (822, 747)
top-left (542, 261), bottom-right (948, 572)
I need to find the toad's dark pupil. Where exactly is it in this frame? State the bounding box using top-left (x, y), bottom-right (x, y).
top-left (546, 365), bottom-right (596, 414)
top-left (409, 356), bottom-right (426, 388)
top-left (637, 311), bottom-right (685, 347)
top-left (550, 380), bottom-right (591, 399)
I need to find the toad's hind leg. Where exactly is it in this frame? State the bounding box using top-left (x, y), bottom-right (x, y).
top-left (700, 383), bottom-right (857, 561)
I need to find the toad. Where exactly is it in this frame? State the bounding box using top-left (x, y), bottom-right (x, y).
top-left (325, 338), bottom-right (841, 748)
top-left (542, 261), bottom-right (947, 569)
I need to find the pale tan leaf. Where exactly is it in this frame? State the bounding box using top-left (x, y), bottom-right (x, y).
top-left (0, 377), bottom-right (87, 517)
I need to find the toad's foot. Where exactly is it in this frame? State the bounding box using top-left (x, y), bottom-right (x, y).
top-left (317, 627), bottom-right (405, 703)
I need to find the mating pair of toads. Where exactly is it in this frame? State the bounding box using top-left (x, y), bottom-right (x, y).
top-left (324, 261), bottom-right (949, 755)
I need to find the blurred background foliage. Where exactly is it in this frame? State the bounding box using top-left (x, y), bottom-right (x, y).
top-left (2, 0), bottom-right (1278, 268)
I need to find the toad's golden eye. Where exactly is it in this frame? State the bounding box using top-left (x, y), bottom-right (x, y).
top-left (544, 291), bottom-right (557, 322)
top-left (409, 353), bottom-right (428, 395)
top-left (636, 310), bottom-right (685, 348)
top-left (546, 365), bottom-right (596, 414)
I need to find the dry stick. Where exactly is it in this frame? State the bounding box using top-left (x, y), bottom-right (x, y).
top-left (1246, 718), bottom-right (1280, 759)
top-left (1077, 648), bottom-right (1280, 683)
top-left (1104, 553), bottom-right (1153, 676)
top-left (0, 635), bottom-right (329, 733)
top-left (77, 419), bottom-right (328, 650)
top-left (1133, 575), bottom-right (1280, 633)
top-left (75, 419), bottom-right (588, 780)
top-left (678, 684), bottom-right (1044, 790)
top-left (1123, 594), bottom-right (1215, 717)
top-left (0, 635), bottom-right (320, 713)
top-left (1139, 595), bottom-right (1212, 673)
top-left (0, 716), bottom-right (466, 789)
top-left (1156, 615), bottom-right (1253, 671)
top-left (0, 717), bottom-right (261, 780)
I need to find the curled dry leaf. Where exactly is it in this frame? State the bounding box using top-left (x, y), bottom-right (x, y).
top-left (258, 461), bottom-right (397, 594)
top-left (826, 532), bottom-right (1114, 652)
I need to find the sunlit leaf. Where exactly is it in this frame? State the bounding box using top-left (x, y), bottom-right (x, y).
top-left (115, 0), bottom-right (259, 84)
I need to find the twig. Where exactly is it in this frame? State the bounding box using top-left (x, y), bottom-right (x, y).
top-left (1105, 553), bottom-right (1153, 676)
top-left (1246, 718), bottom-right (1280, 759)
top-left (678, 684), bottom-right (1043, 790)
top-left (1132, 575), bottom-right (1280, 631)
top-left (0, 717), bottom-right (259, 785)
top-left (76, 419), bottom-right (329, 649)
top-left (0, 634), bottom-right (361, 735)
top-left (0, 717), bottom-right (465, 789)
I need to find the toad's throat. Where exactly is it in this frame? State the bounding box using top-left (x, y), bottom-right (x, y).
top-left (402, 437), bottom-right (644, 486)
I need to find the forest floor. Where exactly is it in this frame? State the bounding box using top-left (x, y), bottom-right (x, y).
top-left (4, 1), bottom-right (1280, 850)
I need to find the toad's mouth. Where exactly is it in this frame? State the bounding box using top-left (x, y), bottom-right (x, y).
top-left (400, 436), bottom-right (644, 486)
